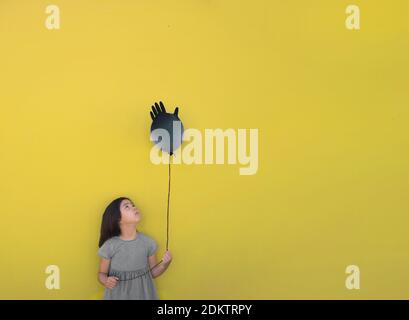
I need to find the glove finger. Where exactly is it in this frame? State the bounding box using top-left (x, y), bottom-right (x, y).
top-left (152, 105), bottom-right (158, 116)
top-left (159, 101), bottom-right (166, 113)
top-left (154, 102), bottom-right (161, 114)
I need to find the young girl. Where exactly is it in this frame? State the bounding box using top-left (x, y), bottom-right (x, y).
top-left (97, 197), bottom-right (172, 300)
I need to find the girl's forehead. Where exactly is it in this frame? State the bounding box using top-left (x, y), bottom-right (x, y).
top-left (121, 199), bottom-right (134, 206)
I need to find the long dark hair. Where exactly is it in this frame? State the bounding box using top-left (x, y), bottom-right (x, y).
top-left (98, 197), bottom-right (129, 247)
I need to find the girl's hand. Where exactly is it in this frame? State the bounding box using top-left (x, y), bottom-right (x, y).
top-left (104, 276), bottom-right (119, 289)
top-left (162, 250), bottom-right (172, 265)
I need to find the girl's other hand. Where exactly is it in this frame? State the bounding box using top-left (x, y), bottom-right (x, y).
top-left (162, 250), bottom-right (172, 265)
top-left (104, 276), bottom-right (119, 289)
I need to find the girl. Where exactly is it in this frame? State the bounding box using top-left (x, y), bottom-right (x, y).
top-left (97, 197), bottom-right (172, 300)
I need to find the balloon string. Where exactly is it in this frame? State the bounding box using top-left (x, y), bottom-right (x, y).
top-left (149, 159), bottom-right (171, 273)
top-left (166, 158), bottom-right (171, 250)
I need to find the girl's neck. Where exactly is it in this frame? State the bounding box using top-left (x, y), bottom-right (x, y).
top-left (119, 224), bottom-right (139, 240)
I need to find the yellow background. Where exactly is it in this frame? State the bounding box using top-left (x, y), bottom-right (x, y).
top-left (0, 0), bottom-right (408, 299)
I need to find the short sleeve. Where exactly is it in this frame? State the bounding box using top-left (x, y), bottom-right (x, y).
top-left (147, 238), bottom-right (158, 256)
top-left (98, 239), bottom-right (114, 259)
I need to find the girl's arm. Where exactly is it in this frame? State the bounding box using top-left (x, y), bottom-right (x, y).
top-left (149, 251), bottom-right (172, 279)
top-left (98, 258), bottom-right (119, 289)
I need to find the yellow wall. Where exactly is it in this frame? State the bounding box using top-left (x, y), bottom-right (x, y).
top-left (0, 0), bottom-right (408, 299)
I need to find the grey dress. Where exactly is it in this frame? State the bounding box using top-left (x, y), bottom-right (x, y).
top-left (98, 232), bottom-right (159, 300)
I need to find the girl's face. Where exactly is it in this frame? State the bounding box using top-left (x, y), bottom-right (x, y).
top-left (119, 199), bottom-right (141, 224)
